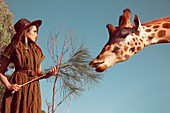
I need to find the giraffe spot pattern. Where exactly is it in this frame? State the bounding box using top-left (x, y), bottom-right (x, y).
top-left (137, 46), bottom-right (142, 51)
top-left (157, 39), bottom-right (169, 43)
top-left (162, 23), bottom-right (170, 28)
top-left (112, 46), bottom-right (120, 54)
top-left (153, 25), bottom-right (159, 28)
top-left (124, 55), bottom-right (130, 59)
top-left (140, 39), bottom-right (143, 42)
top-left (154, 29), bottom-right (158, 32)
top-left (158, 30), bottom-right (166, 37)
top-left (146, 25), bottom-right (152, 27)
top-left (151, 33), bottom-right (155, 37)
top-left (145, 29), bottom-right (152, 32)
top-left (121, 50), bottom-right (124, 55)
top-left (130, 47), bottom-right (135, 52)
top-left (135, 37), bottom-right (138, 41)
top-left (124, 45), bottom-right (128, 51)
top-left (148, 36), bottom-right (154, 40)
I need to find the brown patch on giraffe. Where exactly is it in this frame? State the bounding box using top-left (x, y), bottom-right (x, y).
top-left (124, 55), bottom-right (130, 59)
top-left (148, 36), bottom-right (154, 40)
top-left (154, 29), bottom-right (158, 32)
top-left (158, 30), bottom-right (166, 37)
top-left (146, 25), bottom-right (152, 27)
top-left (157, 39), bottom-right (169, 43)
top-left (142, 16), bottom-right (170, 26)
top-left (137, 46), bottom-right (142, 51)
top-left (121, 50), bottom-right (124, 55)
top-left (130, 47), bottom-right (135, 52)
top-left (135, 37), bottom-right (138, 41)
top-left (140, 39), bottom-right (143, 42)
top-left (138, 42), bottom-right (141, 45)
top-left (135, 42), bottom-right (138, 45)
top-left (142, 36), bottom-right (145, 39)
top-left (127, 42), bottom-right (130, 45)
top-left (153, 25), bottom-right (159, 28)
top-left (143, 27), bottom-right (145, 29)
top-left (162, 23), bottom-right (170, 28)
top-left (151, 33), bottom-right (155, 37)
top-left (124, 45), bottom-right (128, 51)
top-left (145, 29), bottom-right (152, 32)
top-left (112, 46), bottom-right (120, 54)
top-left (131, 34), bottom-right (134, 36)
top-left (132, 38), bottom-right (135, 41)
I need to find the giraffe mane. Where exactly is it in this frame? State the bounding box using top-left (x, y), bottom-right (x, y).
top-left (141, 16), bottom-right (170, 26)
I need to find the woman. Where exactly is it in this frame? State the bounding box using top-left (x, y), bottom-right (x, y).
top-left (0, 18), bottom-right (58, 113)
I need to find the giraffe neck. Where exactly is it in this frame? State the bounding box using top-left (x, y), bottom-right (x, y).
top-left (141, 17), bottom-right (170, 46)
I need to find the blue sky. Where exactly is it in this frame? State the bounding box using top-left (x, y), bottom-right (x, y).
top-left (5, 0), bottom-right (170, 113)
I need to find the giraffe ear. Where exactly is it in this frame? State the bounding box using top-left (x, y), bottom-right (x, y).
top-left (106, 24), bottom-right (116, 33)
top-left (134, 14), bottom-right (142, 31)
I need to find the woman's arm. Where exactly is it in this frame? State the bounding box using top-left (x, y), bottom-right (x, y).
top-left (0, 57), bottom-right (20, 91)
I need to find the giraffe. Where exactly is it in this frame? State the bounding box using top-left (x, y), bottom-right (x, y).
top-left (89, 15), bottom-right (170, 72)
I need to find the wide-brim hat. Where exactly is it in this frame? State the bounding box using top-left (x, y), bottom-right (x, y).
top-left (14, 18), bottom-right (42, 39)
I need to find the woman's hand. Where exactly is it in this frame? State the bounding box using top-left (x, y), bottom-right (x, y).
top-left (7, 83), bottom-right (21, 92)
top-left (45, 66), bottom-right (59, 78)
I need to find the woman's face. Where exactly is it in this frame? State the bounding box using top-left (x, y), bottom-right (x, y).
top-left (26, 25), bottom-right (38, 42)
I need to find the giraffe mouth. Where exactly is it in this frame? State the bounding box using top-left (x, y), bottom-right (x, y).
top-left (89, 61), bottom-right (105, 68)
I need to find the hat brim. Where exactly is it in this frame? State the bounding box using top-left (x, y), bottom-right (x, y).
top-left (15, 19), bottom-right (42, 38)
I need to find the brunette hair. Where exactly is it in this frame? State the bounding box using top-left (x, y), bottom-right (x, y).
top-left (4, 25), bottom-right (40, 58)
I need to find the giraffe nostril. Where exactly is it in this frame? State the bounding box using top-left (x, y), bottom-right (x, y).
top-left (96, 55), bottom-right (100, 59)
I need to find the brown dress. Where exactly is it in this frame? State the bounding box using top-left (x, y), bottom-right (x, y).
top-left (1, 41), bottom-right (45, 113)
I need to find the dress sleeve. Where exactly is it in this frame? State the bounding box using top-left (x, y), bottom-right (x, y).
top-left (40, 54), bottom-right (45, 63)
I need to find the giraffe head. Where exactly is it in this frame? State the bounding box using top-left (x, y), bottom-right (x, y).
top-left (89, 15), bottom-right (146, 72)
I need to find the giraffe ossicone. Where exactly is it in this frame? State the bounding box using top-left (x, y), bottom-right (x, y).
top-left (89, 14), bottom-right (170, 72)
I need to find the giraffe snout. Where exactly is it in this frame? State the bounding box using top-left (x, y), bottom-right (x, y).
top-left (89, 61), bottom-right (105, 68)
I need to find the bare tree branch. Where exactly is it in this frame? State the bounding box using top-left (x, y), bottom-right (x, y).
top-left (45, 25), bottom-right (103, 113)
top-left (67, 93), bottom-right (74, 113)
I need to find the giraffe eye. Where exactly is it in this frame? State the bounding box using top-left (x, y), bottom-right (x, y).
top-left (120, 33), bottom-right (129, 38)
top-left (121, 29), bottom-right (129, 34)
top-left (118, 28), bottom-right (134, 38)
